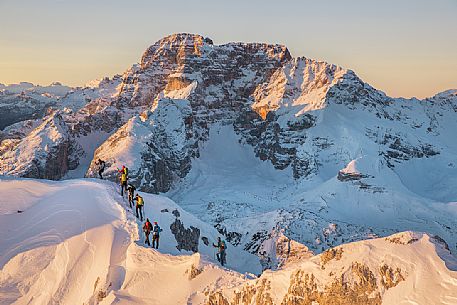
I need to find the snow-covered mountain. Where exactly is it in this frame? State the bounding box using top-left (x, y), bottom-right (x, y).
top-left (0, 178), bottom-right (456, 304)
top-left (0, 77), bottom-right (121, 130)
top-left (1, 33), bottom-right (456, 290)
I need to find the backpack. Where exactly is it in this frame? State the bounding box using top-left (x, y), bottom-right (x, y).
top-left (153, 225), bottom-right (161, 235)
top-left (137, 196), bottom-right (144, 206)
top-left (220, 240), bottom-right (226, 250)
top-left (143, 222), bottom-right (152, 232)
top-left (124, 167), bottom-right (129, 176)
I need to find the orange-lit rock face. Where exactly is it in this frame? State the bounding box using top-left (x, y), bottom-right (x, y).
top-left (204, 261), bottom-right (405, 305)
top-left (141, 33), bottom-right (208, 68)
top-left (252, 105), bottom-right (271, 120)
top-left (165, 76), bottom-right (193, 92)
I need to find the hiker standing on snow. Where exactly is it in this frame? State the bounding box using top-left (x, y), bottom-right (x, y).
top-left (152, 221), bottom-right (162, 249)
top-left (134, 193), bottom-right (144, 221)
top-left (118, 165), bottom-right (128, 196)
top-left (127, 184), bottom-right (136, 208)
top-left (213, 237), bottom-right (227, 266)
top-left (96, 159), bottom-right (106, 179)
top-left (143, 218), bottom-right (153, 246)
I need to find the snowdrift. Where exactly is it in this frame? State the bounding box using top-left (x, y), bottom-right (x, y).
top-left (1, 178), bottom-right (457, 305)
top-left (0, 178), bottom-right (258, 304)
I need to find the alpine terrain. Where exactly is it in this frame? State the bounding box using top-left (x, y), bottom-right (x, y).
top-left (1, 33), bottom-right (456, 304)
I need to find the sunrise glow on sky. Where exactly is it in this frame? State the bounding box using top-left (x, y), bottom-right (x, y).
top-left (1, 0), bottom-right (456, 98)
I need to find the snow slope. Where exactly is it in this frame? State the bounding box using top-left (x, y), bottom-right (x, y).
top-left (165, 122), bottom-right (457, 263)
top-left (1, 178), bottom-right (456, 305)
top-left (0, 178), bottom-right (259, 304)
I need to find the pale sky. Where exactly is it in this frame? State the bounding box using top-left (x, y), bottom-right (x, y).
top-left (1, 0), bottom-right (456, 98)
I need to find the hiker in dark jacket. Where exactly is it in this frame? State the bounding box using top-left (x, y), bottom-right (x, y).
top-left (152, 221), bottom-right (163, 249)
top-left (96, 159), bottom-right (105, 179)
top-left (127, 184), bottom-right (136, 208)
top-left (143, 218), bottom-right (153, 246)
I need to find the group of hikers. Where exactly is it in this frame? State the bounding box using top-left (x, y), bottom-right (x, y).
top-left (95, 159), bottom-right (227, 265)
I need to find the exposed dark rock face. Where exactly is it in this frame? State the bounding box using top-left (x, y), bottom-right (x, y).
top-left (22, 140), bottom-right (79, 180)
top-left (0, 92), bottom-right (53, 130)
top-left (214, 223), bottom-right (243, 246)
top-left (170, 218), bottom-right (200, 252)
top-left (172, 209), bottom-right (181, 218)
top-left (201, 236), bottom-right (209, 246)
top-left (337, 171), bottom-right (364, 181)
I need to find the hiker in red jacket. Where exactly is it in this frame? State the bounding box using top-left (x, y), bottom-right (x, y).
top-left (143, 218), bottom-right (153, 246)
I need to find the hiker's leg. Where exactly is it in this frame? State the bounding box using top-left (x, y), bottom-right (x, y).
top-left (146, 233), bottom-right (150, 246)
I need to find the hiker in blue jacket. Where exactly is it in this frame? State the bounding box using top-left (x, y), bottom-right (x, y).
top-left (152, 221), bottom-right (162, 249)
top-left (213, 237), bottom-right (227, 266)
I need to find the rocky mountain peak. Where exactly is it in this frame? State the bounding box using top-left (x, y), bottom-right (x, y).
top-left (428, 89), bottom-right (457, 107)
top-left (140, 33), bottom-right (213, 68)
top-left (251, 56), bottom-right (351, 119)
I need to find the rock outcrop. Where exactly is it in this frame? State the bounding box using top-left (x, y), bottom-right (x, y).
top-left (0, 111), bottom-right (82, 179)
top-left (203, 232), bottom-right (448, 305)
top-left (170, 217), bottom-right (200, 253)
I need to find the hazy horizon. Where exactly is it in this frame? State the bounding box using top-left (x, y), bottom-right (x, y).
top-left (1, 0), bottom-right (456, 99)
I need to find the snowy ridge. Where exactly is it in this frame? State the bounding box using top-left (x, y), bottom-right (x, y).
top-left (1, 178), bottom-right (456, 304)
top-left (0, 178), bottom-right (259, 304)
